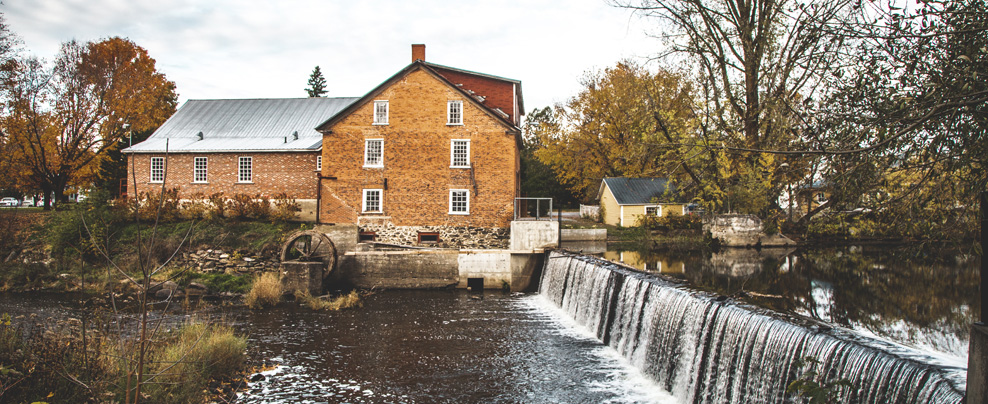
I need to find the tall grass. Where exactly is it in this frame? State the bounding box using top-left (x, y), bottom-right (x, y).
top-left (245, 272), bottom-right (282, 309)
top-left (1, 315), bottom-right (247, 404)
top-left (295, 290), bottom-right (362, 311)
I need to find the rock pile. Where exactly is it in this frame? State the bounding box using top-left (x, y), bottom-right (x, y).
top-left (171, 249), bottom-right (280, 274)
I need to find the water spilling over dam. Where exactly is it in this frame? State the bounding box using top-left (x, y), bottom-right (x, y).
top-left (540, 250), bottom-right (967, 403)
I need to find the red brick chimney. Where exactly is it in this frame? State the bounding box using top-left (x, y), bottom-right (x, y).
top-left (412, 44), bottom-right (425, 62)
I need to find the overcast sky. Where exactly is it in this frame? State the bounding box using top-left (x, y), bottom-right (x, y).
top-left (4, 0), bottom-right (663, 114)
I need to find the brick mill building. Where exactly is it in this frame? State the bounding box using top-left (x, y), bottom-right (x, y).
top-left (125, 45), bottom-right (525, 245)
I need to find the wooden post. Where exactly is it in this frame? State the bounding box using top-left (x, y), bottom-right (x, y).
top-left (967, 191), bottom-right (987, 404)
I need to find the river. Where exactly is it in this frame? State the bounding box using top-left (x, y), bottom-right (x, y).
top-left (0, 243), bottom-right (978, 403)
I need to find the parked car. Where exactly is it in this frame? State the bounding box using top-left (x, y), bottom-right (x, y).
top-left (0, 197), bottom-right (20, 207)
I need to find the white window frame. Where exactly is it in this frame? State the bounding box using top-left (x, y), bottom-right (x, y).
top-left (447, 100), bottom-right (463, 125)
top-left (193, 156), bottom-right (208, 183)
top-left (238, 156), bottom-right (253, 183)
top-left (362, 189), bottom-right (383, 213)
top-left (373, 100), bottom-right (389, 125)
top-left (316, 155), bottom-right (322, 171)
top-left (449, 189), bottom-right (470, 215)
top-left (364, 139), bottom-right (384, 168)
top-left (450, 139), bottom-right (470, 168)
top-left (149, 157), bottom-right (164, 183)
top-left (645, 205), bottom-right (662, 216)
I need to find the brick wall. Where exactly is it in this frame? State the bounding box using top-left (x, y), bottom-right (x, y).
top-left (127, 152), bottom-right (320, 199)
top-left (432, 67), bottom-right (519, 124)
top-left (320, 68), bottom-right (520, 228)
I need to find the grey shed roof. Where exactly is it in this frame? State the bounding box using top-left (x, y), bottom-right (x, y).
top-left (124, 97), bottom-right (359, 153)
top-left (599, 177), bottom-right (673, 205)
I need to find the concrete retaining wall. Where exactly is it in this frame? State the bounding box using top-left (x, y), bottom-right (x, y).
top-left (510, 221), bottom-right (559, 250)
top-left (340, 250), bottom-right (460, 289)
top-left (561, 228), bottom-right (607, 241)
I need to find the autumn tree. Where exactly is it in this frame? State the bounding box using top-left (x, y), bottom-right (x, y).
top-left (305, 65), bottom-right (327, 97)
top-left (521, 106), bottom-right (578, 206)
top-left (2, 37), bottom-right (177, 208)
top-left (532, 62), bottom-right (699, 202)
top-left (612, 0), bottom-right (855, 214)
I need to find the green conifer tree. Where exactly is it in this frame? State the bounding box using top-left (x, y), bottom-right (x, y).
top-left (305, 66), bottom-right (327, 97)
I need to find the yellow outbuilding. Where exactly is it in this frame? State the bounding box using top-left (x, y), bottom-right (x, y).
top-left (597, 177), bottom-right (687, 227)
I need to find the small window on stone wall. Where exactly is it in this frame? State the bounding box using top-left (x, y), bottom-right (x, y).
top-left (359, 231), bottom-right (377, 242)
top-left (417, 231), bottom-right (440, 244)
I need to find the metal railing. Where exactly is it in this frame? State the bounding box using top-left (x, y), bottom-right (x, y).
top-left (514, 197), bottom-right (553, 221)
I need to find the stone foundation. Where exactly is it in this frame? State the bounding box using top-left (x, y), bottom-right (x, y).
top-left (358, 223), bottom-right (508, 249)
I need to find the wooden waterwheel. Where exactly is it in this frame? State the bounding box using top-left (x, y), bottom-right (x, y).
top-left (280, 230), bottom-right (338, 279)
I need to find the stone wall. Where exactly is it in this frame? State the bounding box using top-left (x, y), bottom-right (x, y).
top-left (703, 215), bottom-right (764, 247)
top-left (358, 223), bottom-right (508, 249)
top-left (703, 214), bottom-right (796, 247)
top-left (170, 248), bottom-right (281, 274)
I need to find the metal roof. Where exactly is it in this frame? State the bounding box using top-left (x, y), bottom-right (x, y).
top-left (600, 177), bottom-right (674, 205)
top-left (124, 97), bottom-right (359, 153)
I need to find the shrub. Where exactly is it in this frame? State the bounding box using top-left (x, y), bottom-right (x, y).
top-left (130, 188), bottom-right (182, 222)
top-left (636, 213), bottom-right (702, 231)
top-left (271, 192), bottom-right (300, 222)
top-left (207, 192), bottom-right (227, 219)
top-left (245, 272), bottom-right (282, 308)
top-left (182, 192), bottom-right (210, 220)
top-left (228, 193), bottom-right (271, 220)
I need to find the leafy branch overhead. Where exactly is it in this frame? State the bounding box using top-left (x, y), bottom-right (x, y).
top-left (527, 0), bottom-right (986, 236)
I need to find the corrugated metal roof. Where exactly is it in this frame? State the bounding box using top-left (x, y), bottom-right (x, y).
top-left (124, 97), bottom-right (358, 153)
top-left (601, 177), bottom-right (673, 205)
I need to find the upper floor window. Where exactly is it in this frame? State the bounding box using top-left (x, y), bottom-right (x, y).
top-left (193, 157), bottom-right (208, 183)
top-left (364, 139), bottom-right (383, 167)
top-left (447, 100), bottom-right (463, 125)
top-left (450, 139), bottom-right (470, 168)
top-left (149, 157), bottom-right (164, 183)
top-left (373, 100), bottom-right (388, 125)
top-left (363, 189), bottom-right (383, 213)
top-left (316, 155), bottom-right (322, 171)
top-left (449, 189), bottom-right (469, 214)
top-left (238, 156), bottom-right (253, 183)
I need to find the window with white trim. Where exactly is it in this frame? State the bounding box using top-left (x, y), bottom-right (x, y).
top-left (316, 155), bottom-right (322, 171)
top-left (645, 205), bottom-right (661, 216)
top-left (373, 100), bottom-right (388, 125)
top-left (364, 139), bottom-right (383, 167)
top-left (238, 156), bottom-right (252, 183)
top-left (193, 157), bottom-right (208, 183)
top-left (447, 100), bottom-right (463, 125)
top-left (449, 189), bottom-right (469, 214)
top-left (450, 140), bottom-right (470, 168)
top-left (149, 157), bottom-right (164, 183)
top-left (362, 189), bottom-right (382, 213)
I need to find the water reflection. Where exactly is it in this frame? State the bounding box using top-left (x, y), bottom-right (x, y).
top-left (590, 243), bottom-right (981, 361)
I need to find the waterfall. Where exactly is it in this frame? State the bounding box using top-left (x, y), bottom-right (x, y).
top-left (540, 251), bottom-right (966, 404)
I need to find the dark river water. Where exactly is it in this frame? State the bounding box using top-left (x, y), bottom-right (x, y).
top-left (1, 244), bottom-right (979, 403)
top-left (234, 290), bottom-right (675, 403)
